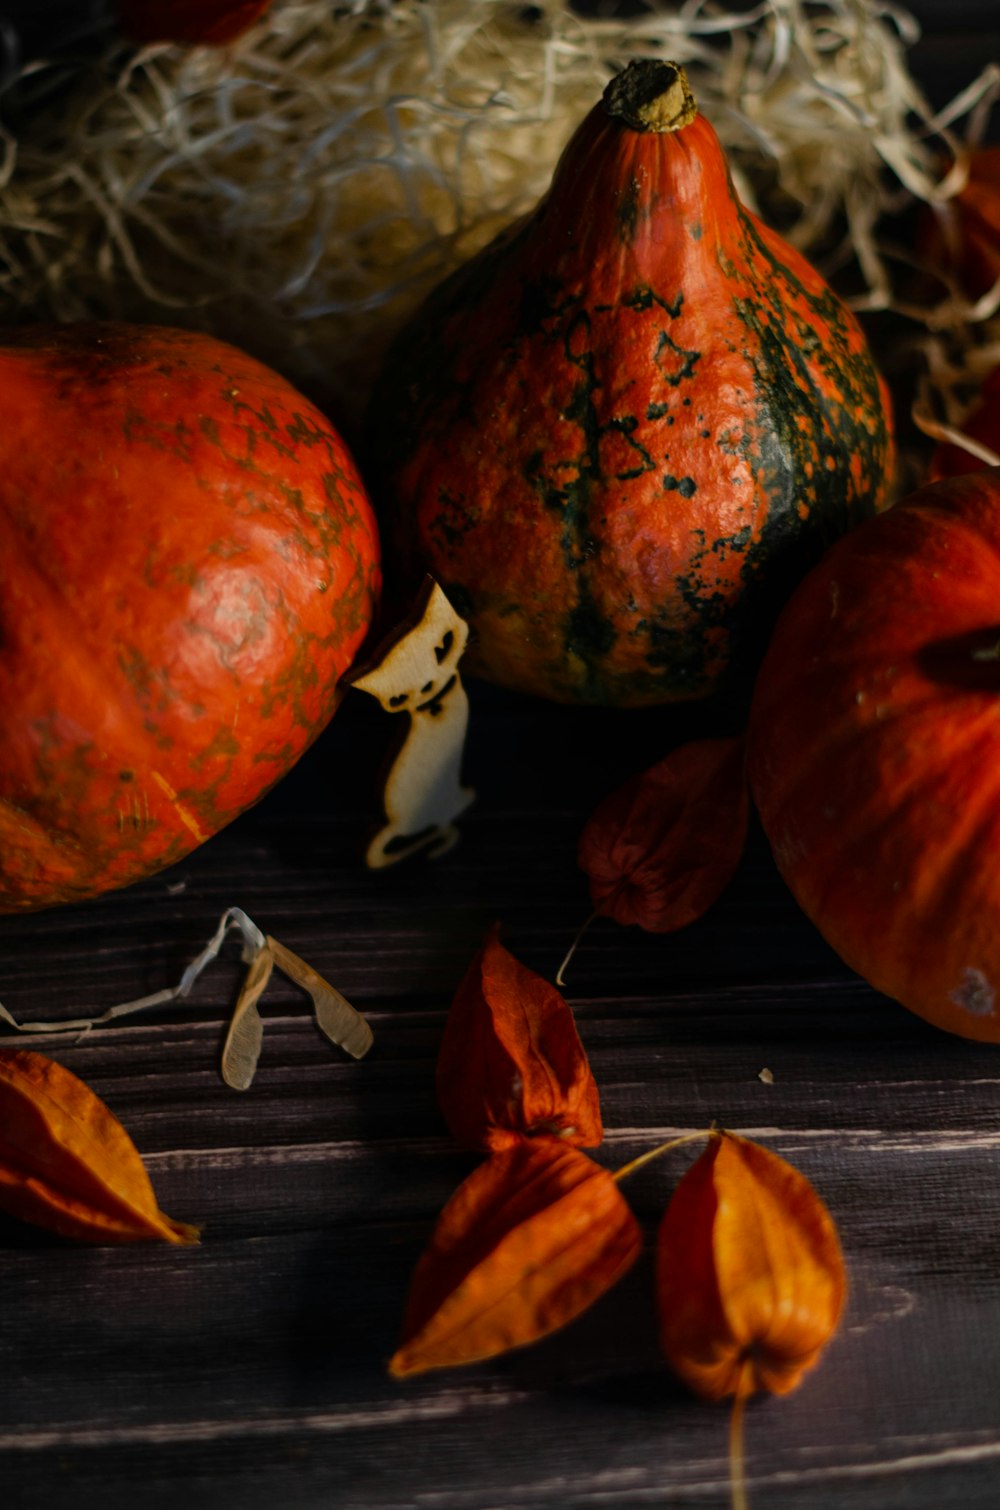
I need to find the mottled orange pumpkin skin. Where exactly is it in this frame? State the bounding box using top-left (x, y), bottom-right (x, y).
top-left (370, 66), bottom-right (895, 707)
top-left (748, 467), bottom-right (1000, 1042)
top-left (0, 323), bottom-right (380, 913)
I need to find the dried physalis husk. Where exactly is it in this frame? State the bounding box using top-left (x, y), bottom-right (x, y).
top-left (656, 1131), bottom-right (845, 1401)
top-left (389, 1138), bottom-right (641, 1378)
top-left (0, 1048), bottom-right (199, 1245)
top-left (436, 928), bottom-right (602, 1152)
top-left (578, 736), bottom-right (749, 934)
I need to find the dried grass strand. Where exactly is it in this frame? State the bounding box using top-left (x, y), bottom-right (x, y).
top-left (0, 0), bottom-right (995, 426)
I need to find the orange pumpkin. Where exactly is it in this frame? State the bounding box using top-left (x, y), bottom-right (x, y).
top-left (748, 465), bottom-right (1000, 1041)
top-left (0, 322), bottom-right (380, 913)
top-left (369, 59), bottom-right (895, 707)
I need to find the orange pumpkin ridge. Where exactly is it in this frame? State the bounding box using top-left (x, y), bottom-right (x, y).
top-left (0, 323), bottom-right (380, 912)
top-left (748, 466), bottom-right (1000, 1042)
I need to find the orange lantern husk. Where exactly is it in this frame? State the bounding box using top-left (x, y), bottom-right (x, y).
top-left (656, 1132), bottom-right (845, 1402)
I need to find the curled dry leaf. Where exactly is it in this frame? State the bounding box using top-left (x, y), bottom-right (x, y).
top-left (436, 928), bottom-right (602, 1152)
top-left (389, 1138), bottom-right (641, 1378)
top-left (578, 735), bottom-right (749, 932)
top-left (0, 1048), bottom-right (199, 1245)
top-left (656, 1132), bottom-right (845, 1401)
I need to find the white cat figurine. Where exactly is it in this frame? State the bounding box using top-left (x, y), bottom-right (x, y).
top-left (350, 580), bottom-right (475, 868)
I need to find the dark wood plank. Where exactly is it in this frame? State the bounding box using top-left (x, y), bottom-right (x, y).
top-left (3, 676), bottom-right (1000, 1509)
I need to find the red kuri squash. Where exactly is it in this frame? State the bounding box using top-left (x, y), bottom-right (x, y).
top-left (0, 322), bottom-right (380, 913)
top-left (748, 465), bottom-right (1000, 1041)
top-left (369, 59), bottom-right (895, 707)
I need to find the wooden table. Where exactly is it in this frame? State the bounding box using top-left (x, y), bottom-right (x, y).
top-left (3, 3), bottom-right (1000, 1507)
top-left (3, 672), bottom-right (1000, 1510)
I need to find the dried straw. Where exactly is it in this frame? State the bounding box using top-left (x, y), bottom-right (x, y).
top-left (0, 0), bottom-right (995, 431)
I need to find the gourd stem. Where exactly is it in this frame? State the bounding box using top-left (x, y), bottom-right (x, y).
top-left (613, 1129), bottom-right (712, 1182)
top-left (602, 59), bottom-right (698, 135)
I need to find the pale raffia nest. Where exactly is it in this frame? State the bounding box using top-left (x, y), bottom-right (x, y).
top-left (0, 0), bottom-right (996, 441)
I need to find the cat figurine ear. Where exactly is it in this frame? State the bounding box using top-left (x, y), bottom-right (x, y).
top-left (348, 578), bottom-right (475, 868)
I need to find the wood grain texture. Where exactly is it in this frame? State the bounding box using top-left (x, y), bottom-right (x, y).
top-left (2, 668), bottom-right (1000, 1510)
